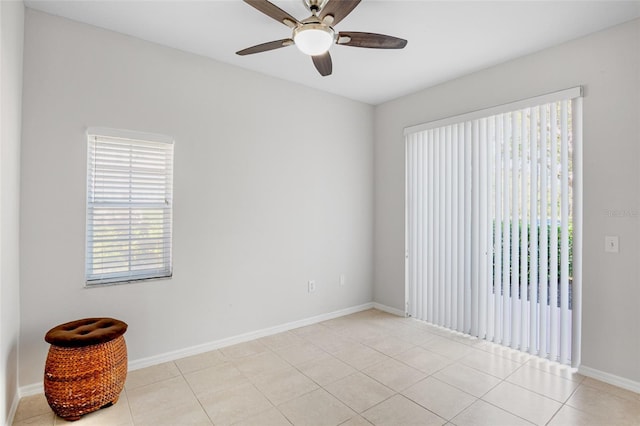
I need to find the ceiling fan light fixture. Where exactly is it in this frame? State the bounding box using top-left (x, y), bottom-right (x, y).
top-left (293, 24), bottom-right (334, 56)
top-left (237, 0), bottom-right (408, 77)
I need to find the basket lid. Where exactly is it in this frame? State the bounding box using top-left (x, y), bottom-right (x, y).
top-left (45, 318), bottom-right (127, 347)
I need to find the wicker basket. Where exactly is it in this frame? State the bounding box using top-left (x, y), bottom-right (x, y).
top-left (44, 318), bottom-right (128, 421)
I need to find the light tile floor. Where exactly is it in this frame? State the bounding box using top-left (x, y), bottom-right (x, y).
top-left (12, 309), bottom-right (640, 426)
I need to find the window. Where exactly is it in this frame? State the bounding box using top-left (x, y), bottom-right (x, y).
top-left (405, 87), bottom-right (582, 366)
top-left (85, 127), bottom-right (174, 286)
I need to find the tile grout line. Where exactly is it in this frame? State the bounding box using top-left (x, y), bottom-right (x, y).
top-left (237, 336), bottom-right (346, 425)
top-left (122, 387), bottom-right (136, 426)
top-left (13, 310), bottom-right (640, 426)
top-left (179, 361), bottom-right (215, 426)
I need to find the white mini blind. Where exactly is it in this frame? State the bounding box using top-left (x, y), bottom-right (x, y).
top-left (405, 87), bottom-right (582, 366)
top-left (86, 128), bottom-right (174, 285)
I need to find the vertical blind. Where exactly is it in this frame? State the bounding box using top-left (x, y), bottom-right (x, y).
top-left (86, 128), bottom-right (174, 285)
top-left (405, 88), bottom-right (582, 366)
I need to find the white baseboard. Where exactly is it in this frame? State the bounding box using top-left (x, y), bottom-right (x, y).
top-left (6, 389), bottom-right (20, 426)
top-left (18, 382), bottom-right (44, 398)
top-left (17, 303), bottom-right (640, 406)
top-left (129, 303), bottom-right (373, 371)
top-left (372, 302), bottom-right (406, 317)
top-left (578, 365), bottom-right (640, 394)
top-left (18, 302), bottom-right (375, 397)
top-left (127, 302), bottom-right (375, 371)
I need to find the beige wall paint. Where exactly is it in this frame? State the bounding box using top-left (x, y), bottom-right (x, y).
top-left (374, 19), bottom-right (640, 384)
top-left (19, 9), bottom-right (374, 388)
top-left (1, 0), bottom-right (24, 422)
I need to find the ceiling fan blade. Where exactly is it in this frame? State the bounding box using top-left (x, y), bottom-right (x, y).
top-left (319, 0), bottom-right (361, 26)
top-left (243, 0), bottom-right (299, 28)
top-left (337, 32), bottom-right (408, 49)
top-left (312, 52), bottom-right (332, 76)
top-left (236, 39), bottom-right (294, 55)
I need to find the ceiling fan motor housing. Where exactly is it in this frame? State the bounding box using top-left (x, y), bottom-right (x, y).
top-left (237, 0), bottom-right (408, 77)
top-left (304, 0), bottom-right (329, 14)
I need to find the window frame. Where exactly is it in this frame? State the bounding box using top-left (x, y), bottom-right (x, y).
top-left (85, 127), bottom-right (174, 287)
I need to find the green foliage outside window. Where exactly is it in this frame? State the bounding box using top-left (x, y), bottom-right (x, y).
top-left (492, 221), bottom-right (573, 309)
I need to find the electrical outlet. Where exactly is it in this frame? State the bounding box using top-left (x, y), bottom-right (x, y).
top-left (339, 274), bottom-right (346, 286)
top-left (605, 236), bottom-right (619, 253)
top-left (308, 280), bottom-right (316, 293)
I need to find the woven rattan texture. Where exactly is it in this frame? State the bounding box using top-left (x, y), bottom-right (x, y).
top-left (44, 335), bottom-right (127, 420)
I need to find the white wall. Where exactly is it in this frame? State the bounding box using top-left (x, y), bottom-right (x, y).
top-left (1, 0), bottom-right (24, 422)
top-left (19, 9), bottom-right (374, 388)
top-left (374, 19), bottom-right (640, 385)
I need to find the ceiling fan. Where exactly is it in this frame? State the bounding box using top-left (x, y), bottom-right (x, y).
top-left (236, 0), bottom-right (408, 76)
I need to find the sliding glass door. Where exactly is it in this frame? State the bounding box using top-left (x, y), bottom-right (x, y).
top-left (405, 88), bottom-right (582, 366)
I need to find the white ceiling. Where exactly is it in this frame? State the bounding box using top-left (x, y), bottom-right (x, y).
top-left (24, 0), bottom-right (640, 105)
